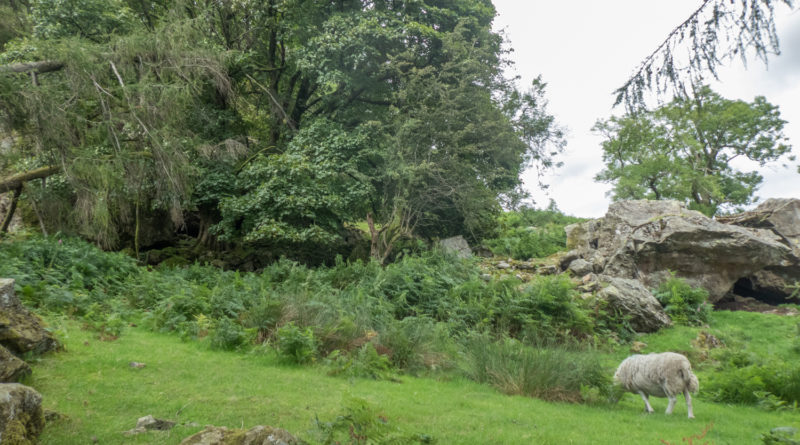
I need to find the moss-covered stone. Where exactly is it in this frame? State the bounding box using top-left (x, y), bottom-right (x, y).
top-left (179, 425), bottom-right (306, 445)
top-left (0, 344), bottom-right (31, 383)
top-left (0, 383), bottom-right (45, 445)
top-left (0, 279), bottom-right (59, 355)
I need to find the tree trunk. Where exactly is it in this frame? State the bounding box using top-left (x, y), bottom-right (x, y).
top-left (0, 166), bottom-right (60, 194)
top-left (366, 212), bottom-right (380, 261)
top-left (1, 186), bottom-right (22, 233)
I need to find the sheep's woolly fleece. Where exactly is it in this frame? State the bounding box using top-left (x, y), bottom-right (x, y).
top-left (614, 352), bottom-right (699, 397)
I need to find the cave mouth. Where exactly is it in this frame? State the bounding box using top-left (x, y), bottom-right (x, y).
top-left (715, 277), bottom-right (798, 311)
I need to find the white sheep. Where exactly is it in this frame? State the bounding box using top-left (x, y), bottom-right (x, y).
top-left (614, 352), bottom-right (699, 418)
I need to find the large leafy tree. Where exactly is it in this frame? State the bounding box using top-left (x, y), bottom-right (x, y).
top-left (197, 0), bottom-right (564, 259)
top-left (594, 86), bottom-right (792, 215)
top-left (0, 0), bottom-right (565, 263)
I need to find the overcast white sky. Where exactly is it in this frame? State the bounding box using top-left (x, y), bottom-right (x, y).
top-left (492, 1), bottom-right (800, 218)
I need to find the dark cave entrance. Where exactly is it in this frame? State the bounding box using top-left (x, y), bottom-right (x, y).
top-left (715, 276), bottom-right (799, 311)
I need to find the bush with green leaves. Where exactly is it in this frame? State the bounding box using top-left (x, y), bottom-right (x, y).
top-left (326, 343), bottom-right (394, 381)
top-left (485, 207), bottom-right (584, 260)
top-left (277, 322), bottom-right (318, 364)
top-left (496, 274), bottom-right (594, 342)
top-left (310, 397), bottom-right (434, 445)
top-left (653, 275), bottom-right (711, 326)
top-left (704, 356), bottom-right (800, 406)
top-left (378, 316), bottom-right (456, 374)
top-left (209, 317), bottom-right (251, 351)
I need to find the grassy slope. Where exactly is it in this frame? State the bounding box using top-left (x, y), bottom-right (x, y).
top-left (30, 312), bottom-right (800, 444)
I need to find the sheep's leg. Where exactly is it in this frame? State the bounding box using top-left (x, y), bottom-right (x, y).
top-left (638, 391), bottom-right (654, 413)
top-left (665, 395), bottom-right (676, 414)
top-left (684, 389), bottom-right (695, 419)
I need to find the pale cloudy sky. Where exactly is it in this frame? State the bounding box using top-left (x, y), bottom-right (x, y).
top-left (492, 1), bottom-right (800, 218)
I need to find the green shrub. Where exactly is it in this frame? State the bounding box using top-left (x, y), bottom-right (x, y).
top-left (276, 322), bottom-right (318, 364)
top-left (484, 207), bottom-right (583, 260)
top-left (379, 317), bottom-right (456, 374)
top-left (310, 397), bottom-right (434, 444)
top-left (240, 296), bottom-right (284, 342)
top-left (654, 275), bottom-right (711, 326)
top-left (705, 359), bottom-right (800, 406)
top-left (460, 334), bottom-right (610, 402)
top-left (375, 250), bottom-right (477, 319)
top-left (496, 274), bottom-right (594, 342)
top-left (209, 317), bottom-right (250, 350)
top-left (0, 235), bottom-right (137, 313)
top-left (150, 290), bottom-right (211, 332)
top-left (82, 302), bottom-right (126, 338)
top-left (326, 343), bottom-right (393, 381)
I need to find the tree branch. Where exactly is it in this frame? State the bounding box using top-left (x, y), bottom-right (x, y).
top-left (0, 60), bottom-right (64, 74)
top-left (0, 166), bottom-right (61, 194)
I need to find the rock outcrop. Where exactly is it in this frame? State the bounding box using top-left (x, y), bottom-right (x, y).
top-left (0, 383), bottom-right (45, 444)
top-left (594, 275), bottom-right (671, 332)
top-left (439, 236), bottom-right (472, 259)
top-left (0, 278), bottom-right (59, 355)
top-left (562, 200), bottom-right (800, 307)
top-left (0, 345), bottom-right (30, 383)
top-left (180, 425), bottom-right (305, 445)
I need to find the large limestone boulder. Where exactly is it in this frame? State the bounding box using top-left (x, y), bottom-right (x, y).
top-left (0, 279), bottom-right (59, 355)
top-left (596, 275), bottom-right (671, 332)
top-left (0, 345), bottom-right (30, 383)
top-left (717, 198), bottom-right (800, 302)
top-left (563, 200), bottom-right (799, 303)
top-left (180, 425), bottom-right (305, 445)
top-left (0, 383), bottom-right (45, 445)
top-left (438, 236), bottom-right (472, 259)
top-left (719, 198), bottom-right (800, 254)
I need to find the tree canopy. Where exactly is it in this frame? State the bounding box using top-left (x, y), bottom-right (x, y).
top-left (0, 0), bottom-right (564, 263)
top-left (594, 85), bottom-right (792, 215)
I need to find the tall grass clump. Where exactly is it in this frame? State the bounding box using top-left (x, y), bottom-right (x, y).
top-left (484, 207), bottom-right (584, 260)
top-left (461, 334), bottom-right (611, 402)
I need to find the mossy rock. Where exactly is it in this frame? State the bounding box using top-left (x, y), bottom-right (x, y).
top-left (179, 425), bottom-right (306, 445)
top-left (0, 384), bottom-right (45, 445)
top-left (160, 255), bottom-right (191, 268)
top-left (0, 345), bottom-right (31, 383)
top-left (0, 278), bottom-right (59, 355)
top-left (0, 310), bottom-right (59, 355)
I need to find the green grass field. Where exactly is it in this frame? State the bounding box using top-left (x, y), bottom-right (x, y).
top-left (29, 311), bottom-right (800, 444)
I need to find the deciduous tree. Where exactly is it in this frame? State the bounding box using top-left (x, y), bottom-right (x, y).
top-left (595, 86), bottom-right (792, 215)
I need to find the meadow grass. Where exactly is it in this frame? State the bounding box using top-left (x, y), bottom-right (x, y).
top-left (30, 313), bottom-right (800, 444)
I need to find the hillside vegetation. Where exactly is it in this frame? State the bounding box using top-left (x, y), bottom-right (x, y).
top-left (2, 226), bottom-right (799, 444)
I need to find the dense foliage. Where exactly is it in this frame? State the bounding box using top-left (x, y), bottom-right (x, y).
top-left (653, 274), bottom-right (712, 326)
top-left (484, 205), bottom-right (583, 260)
top-left (0, 0), bottom-right (564, 263)
top-left (595, 86), bottom-right (792, 216)
top-left (0, 234), bottom-right (620, 397)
